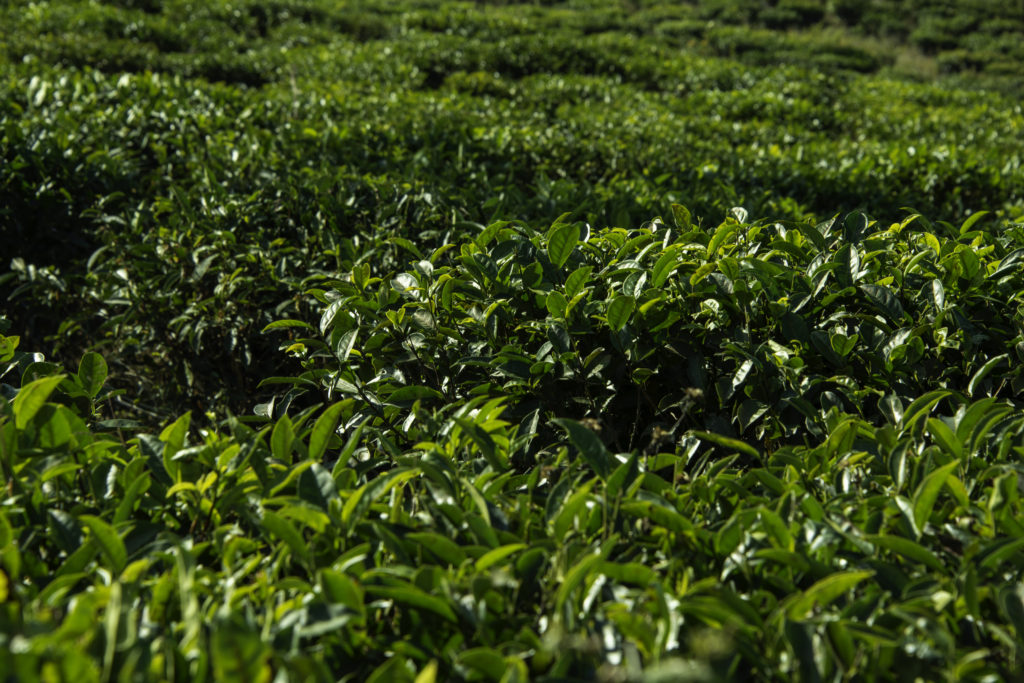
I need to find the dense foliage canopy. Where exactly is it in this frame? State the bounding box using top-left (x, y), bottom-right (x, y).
top-left (3, 1), bottom-right (1024, 680)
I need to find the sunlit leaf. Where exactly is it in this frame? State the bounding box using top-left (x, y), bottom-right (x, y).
top-left (606, 294), bottom-right (635, 332)
top-left (548, 223), bottom-right (578, 269)
top-left (79, 515), bottom-right (127, 575)
top-left (12, 374), bottom-right (65, 430)
top-left (786, 571), bottom-right (874, 621)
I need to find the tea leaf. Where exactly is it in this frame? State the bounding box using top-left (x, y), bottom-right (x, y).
top-left (553, 418), bottom-right (613, 479)
top-left (606, 294), bottom-right (635, 332)
top-left (12, 374), bottom-right (65, 429)
top-left (77, 353), bottom-right (107, 399)
top-left (786, 571), bottom-right (874, 620)
top-left (548, 223), bottom-right (578, 269)
top-left (79, 515), bottom-right (126, 575)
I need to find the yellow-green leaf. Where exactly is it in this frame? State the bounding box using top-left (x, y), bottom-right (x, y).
top-left (80, 515), bottom-right (127, 575)
top-left (786, 571), bottom-right (874, 621)
top-left (13, 375), bottom-right (65, 430)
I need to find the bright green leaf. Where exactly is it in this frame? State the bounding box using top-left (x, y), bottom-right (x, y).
top-left (12, 374), bottom-right (65, 430)
top-left (547, 223), bottom-right (578, 269)
top-left (606, 294), bottom-right (635, 332)
top-left (80, 515), bottom-right (127, 575)
top-left (786, 571), bottom-right (874, 621)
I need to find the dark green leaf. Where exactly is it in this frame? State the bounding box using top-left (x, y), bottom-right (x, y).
top-left (387, 386), bottom-right (444, 403)
top-left (836, 244), bottom-right (860, 287)
top-left (553, 418), bottom-right (612, 479)
top-left (365, 584), bottom-right (457, 623)
top-left (298, 463), bottom-right (340, 511)
top-left (453, 417), bottom-right (507, 470)
top-left (867, 534), bottom-right (944, 572)
top-left (261, 509), bottom-right (311, 566)
top-left (320, 569), bottom-right (365, 616)
top-left (342, 468), bottom-right (418, 529)
top-left (843, 212), bottom-right (868, 242)
top-left (459, 648), bottom-right (507, 680)
top-left (912, 460), bottom-right (959, 531)
top-left (407, 532), bottom-right (467, 566)
top-left (968, 354), bottom-right (1009, 398)
top-left (786, 570), bottom-right (873, 620)
top-left (900, 390), bottom-right (951, 432)
top-left (691, 430), bottom-right (760, 460)
top-left (859, 284), bottom-right (903, 322)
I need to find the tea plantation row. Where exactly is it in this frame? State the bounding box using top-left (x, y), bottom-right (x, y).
top-left (4, 3), bottom-right (1023, 418)
top-left (6, 209), bottom-right (1024, 680)
top-left (3, 0), bottom-right (1024, 680)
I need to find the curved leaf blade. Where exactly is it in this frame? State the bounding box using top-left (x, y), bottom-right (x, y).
top-left (77, 352), bottom-right (108, 399)
top-left (547, 223), bottom-right (578, 269)
top-left (475, 544), bottom-right (528, 572)
top-left (13, 374), bottom-right (65, 430)
top-left (786, 570), bottom-right (874, 621)
top-left (690, 430), bottom-right (760, 460)
top-left (80, 515), bottom-right (127, 575)
top-left (859, 283), bottom-right (903, 322)
top-left (553, 418), bottom-right (612, 479)
top-left (606, 294), bottom-right (635, 332)
top-left (365, 584), bottom-right (457, 623)
top-left (308, 403), bottom-right (347, 461)
top-left (968, 354), bottom-right (1009, 398)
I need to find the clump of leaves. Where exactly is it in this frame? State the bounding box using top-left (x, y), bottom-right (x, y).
top-left (246, 207), bottom-right (1024, 678)
top-left (5, 2), bottom-right (1024, 424)
top-left (6, 204), bottom-right (1024, 680)
top-left (4, 1), bottom-right (1024, 678)
top-left (269, 207), bottom-right (1024, 455)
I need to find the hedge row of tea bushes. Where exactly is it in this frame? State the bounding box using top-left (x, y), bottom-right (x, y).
top-left (6, 208), bottom-right (1024, 680)
top-left (4, 1), bottom-right (1024, 419)
top-left (4, 0), bottom-right (1024, 680)
top-left (5, 0), bottom-right (1024, 86)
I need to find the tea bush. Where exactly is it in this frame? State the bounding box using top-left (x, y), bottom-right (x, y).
top-left (6, 206), bottom-right (1024, 679)
top-left (4, 0), bottom-right (1024, 680)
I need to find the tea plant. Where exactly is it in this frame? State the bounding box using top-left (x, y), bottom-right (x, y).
top-left (4, 0), bottom-right (1024, 680)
